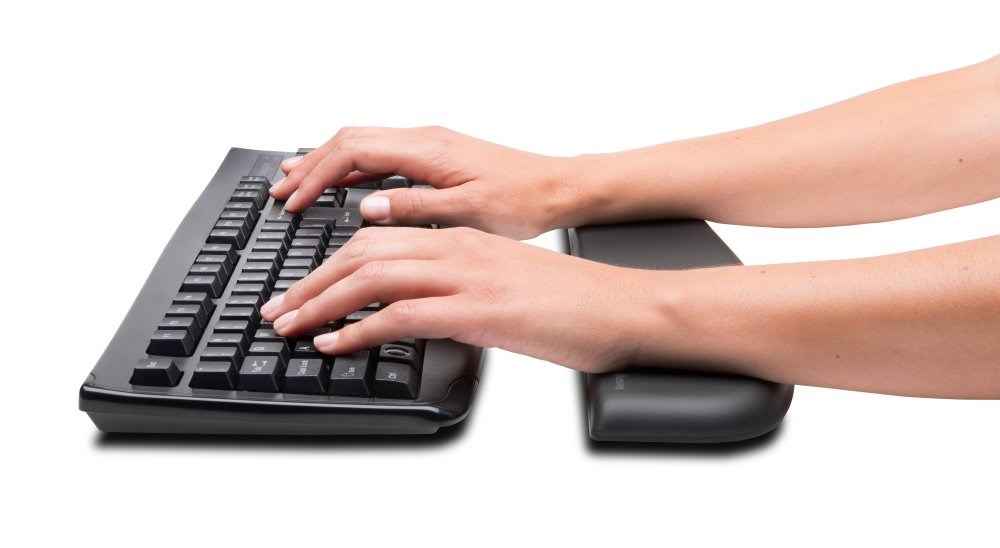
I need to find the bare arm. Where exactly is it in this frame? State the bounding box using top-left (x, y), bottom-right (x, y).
top-left (646, 235), bottom-right (1000, 398)
top-left (579, 55), bottom-right (1000, 228)
top-left (261, 228), bottom-right (1000, 399)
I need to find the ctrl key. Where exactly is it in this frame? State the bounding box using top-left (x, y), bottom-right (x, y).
top-left (131, 358), bottom-right (182, 387)
top-left (190, 361), bottom-right (238, 390)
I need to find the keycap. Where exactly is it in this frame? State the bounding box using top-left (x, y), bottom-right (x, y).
top-left (215, 320), bottom-right (253, 340)
top-left (223, 201), bottom-right (259, 221)
top-left (257, 231), bottom-right (291, 245)
top-left (147, 329), bottom-right (196, 356)
top-left (165, 303), bottom-right (209, 329)
top-left (241, 175), bottom-right (271, 189)
top-left (231, 283), bottom-right (270, 300)
top-left (282, 257), bottom-right (316, 270)
top-left (189, 263), bottom-right (227, 284)
top-left (247, 341), bottom-right (290, 366)
top-left (284, 358), bottom-right (330, 394)
top-left (206, 332), bottom-right (247, 348)
top-left (345, 310), bottom-right (375, 322)
top-left (293, 339), bottom-right (323, 358)
top-left (131, 358), bottom-right (181, 387)
top-left (226, 293), bottom-right (264, 311)
top-left (220, 306), bottom-right (261, 324)
top-left (208, 228), bottom-right (247, 249)
top-left (260, 221), bottom-right (292, 233)
top-left (200, 243), bottom-right (238, 263)
top-left (252, 240), bottom-right (288, 255)
top-left (190, 361), bottom-right (238, 390)
top-left (380, 176), bottom-right (408, 190)
top-left (242, 261), bottom-right (280, 279)
top-left (285, 248), bottom-right (320, 262)
top-left (215, 217), bottom-right (252, 239)
top-left (194, 253), bottom-right (234, 278)
top-left (158, 315), bottom-right (200, 337)
top-left (278, 268), bottom-right (309, 280)
top-left (328, 351), bottom-right (373, 396)
top-left (294, 228), bottom-right (328, 242)
top-left (374, 362), bottom-right (418, 399)
top-left (291, 237), bottom-right (322, 249)
top-left (201, 345), bottom-right (245, 366)
top-left (237, 356), bottom-right (285, 392)
top-left (237, 271), bottom-right (273, 286)
top-left (181, 274), bottom-right (224, 298)
top-left (230, 190), bottom-right (266, 209)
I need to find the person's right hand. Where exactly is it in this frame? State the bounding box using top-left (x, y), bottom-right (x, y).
top-left (269, 126), bottom-right (590, 240)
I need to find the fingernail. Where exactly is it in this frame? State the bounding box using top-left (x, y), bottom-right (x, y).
top-left (314, 331), bottom-right (340, 352)
top-left (270, 177), bottom-right (286, 194)
top-left (360, 195), bottom-right (391, 221)
top-left (274, 309), bottom-right (299, 333)
top-left (281, 155), bottom-right (304, 169)
top-left (260, 294), bottom-right (284, 318)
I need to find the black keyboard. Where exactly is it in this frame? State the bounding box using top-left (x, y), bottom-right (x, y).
top-left (79, 148), bottom-right (484, 435)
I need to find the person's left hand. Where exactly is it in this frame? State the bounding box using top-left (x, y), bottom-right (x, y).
top-left (259, 226), bottom-right (661, 374)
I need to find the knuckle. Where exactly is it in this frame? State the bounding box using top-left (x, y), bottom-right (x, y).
top-left (384, 301), bottom-right (419, 326)
top-left (356, 260), bottom-right (386, 282)
top-left (399, 189), bottom-right (426, 217)
top-left (342, 230), bottom-right (373, 261)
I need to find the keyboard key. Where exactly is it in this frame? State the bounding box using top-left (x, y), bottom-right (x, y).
top-left (201, 345), bottom-right (245, 366)
top-left (328, 351), bottom-right (373, 396)
top-left (189, 263), bottom-right (227, 285)
top-left (247, 341), bottom-right (290, 365)
top-left (190, 361), bottom-right (238, 390)
top-left (293, 339), bottom-right (322, 358)
top-left (215, 320), bottom-right (253, 340)
top-left (200, 243), bottom-right (238, 263)
top-left (208, 228), bottom-right (247, 249)
top-left (226, 293), bottom-right (264, 311)
top-left (282, 257), bottom-right (317, 270)
top-left (232, 283), bottom-right (270, 300)
top-left (251, 239), bottom-right (288, 256)
top-left (181, 274), bottom-right (224, 298)
top-left (237, 271), bottom-right (274, 286)
top-left (147, 329), bottom-right (196, 356)
top-left (243, 263), bottom-right (280, 281)
top-left (165, 303), bottom-right (209, 329)
top-left (230, 190), bottom-right (267, 209)
top-left (240, 175), bottom-right (271, 190)
top-left (194, 253), bottom-right (234, 278)
top-left (278, 268), bottom-right (309, 280)
top-left (374, 362), bottom-right (418, 399)
top-left (380, 176), bottom-right (408, 190)
top-left (206, 332), bottom-right (247, 348)
top-left (215, 217), bottom-right (251, 238)
top-left (257, 231), bottom-right (291, 246)
top-left (284, 358), bottom-right (330, 394)
top-left (131, 358), bottom-right (181, 387)
top-left (345, 310), bottom-right (374, 323)
top-left (285, 247), bottom-right (320, 262)
top-left (291, 237), bottom-right (322, 249)
top-left (220, 306), bottom-right (261, 324)
top-left (223, 201), bottom-right (259, 222)
top-left (158, 315), bottom-right (201, 337)
top-left (237, 356), bottom-right (285, 392)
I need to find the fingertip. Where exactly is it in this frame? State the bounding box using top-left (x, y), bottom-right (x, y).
top-left (273, 309), bottom-right (299, 335)
top-left (314, 330), bottom-right (341, 353)
top-left (360, 194), bottom-right (391, 221)
top-left (280, 155), bottom-right (304, 172)
top-left (269, 177), bottom-right (287, 196)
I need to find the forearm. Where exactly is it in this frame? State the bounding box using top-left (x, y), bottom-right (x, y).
top-left (570, 55), bottom-right (1000, 228)
top-left (638, 235), bottom-right (1000, 398)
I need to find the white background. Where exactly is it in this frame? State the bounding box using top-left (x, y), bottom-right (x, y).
top-left (1, 1), bottom-right (998, 546)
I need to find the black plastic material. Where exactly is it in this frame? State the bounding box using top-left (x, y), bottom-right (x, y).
top-left (565, 220), bottom-right (794, 443)
top-left (79, 148), bottom-right (484, 435)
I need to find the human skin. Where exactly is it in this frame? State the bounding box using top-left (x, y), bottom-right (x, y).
top-left (263, 55), bottom-right (1000, 398)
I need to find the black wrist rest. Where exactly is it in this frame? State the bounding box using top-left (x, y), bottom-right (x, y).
top-left (564, 219), bottom-right (794, 443)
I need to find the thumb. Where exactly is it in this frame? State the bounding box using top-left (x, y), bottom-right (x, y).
top-left (360, 187), bottom-right (474, 227)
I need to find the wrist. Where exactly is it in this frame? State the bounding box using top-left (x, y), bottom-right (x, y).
top-left (539, 152), bottom-right (624, 231)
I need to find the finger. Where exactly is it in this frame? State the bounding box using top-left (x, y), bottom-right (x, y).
top-left (339, 171), bottom-right (393, 187)
top-left (260, 227), bottom-right (448, 320)
top-left (269, 134), bottom-right (347, 198)
top-left (271, 260), bottom-right (454, 337)
top-left (313, 297), bottom-right (467, 355)
top-left (279, 154), bottom-right (305, 174)
top-left (282, 127), bottom-right (456, 211)
top-left (360, 186), bottom-right (482, 226)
